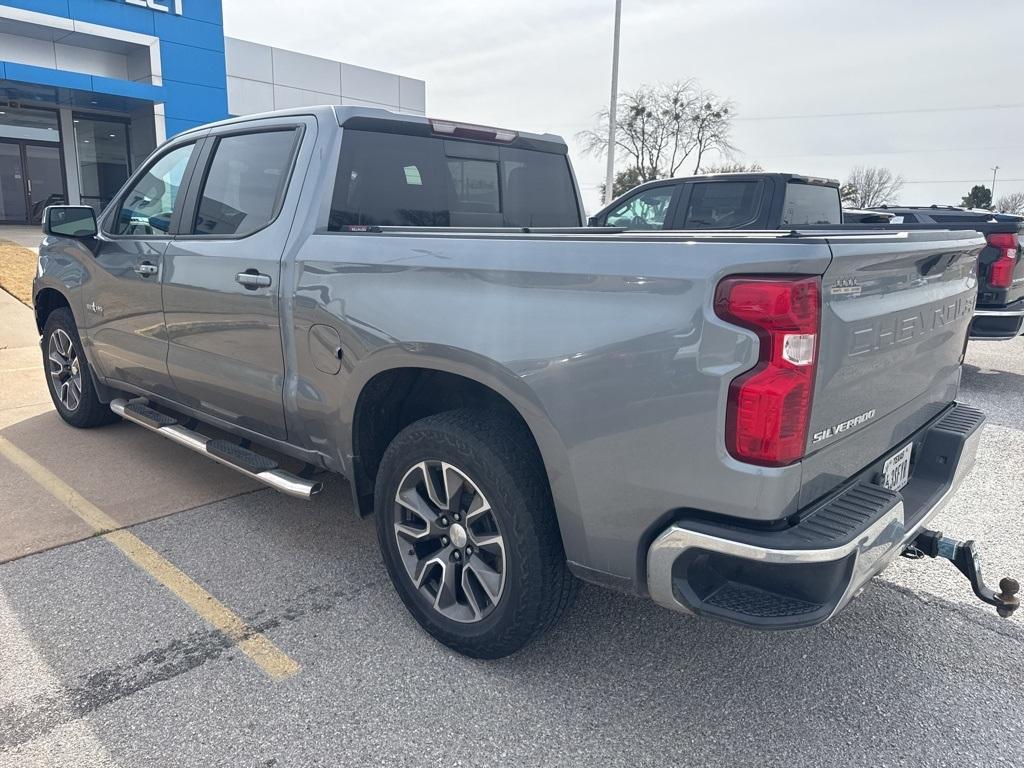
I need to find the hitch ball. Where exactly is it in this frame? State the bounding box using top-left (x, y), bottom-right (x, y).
top-left (998, 578), bottom-right (1020, 619)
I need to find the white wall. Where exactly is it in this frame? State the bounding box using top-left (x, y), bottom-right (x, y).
top-left (224, 37), bottom-right (425, 116)
top-left (0, 30), bottom-right (133, 79)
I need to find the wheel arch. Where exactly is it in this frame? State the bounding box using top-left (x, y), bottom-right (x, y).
top-left (34, 284), bottom-right (118, 405)
top-left (344, 349), bottom-right (583, 553)
top-left (33, 286), bottom-right (72, 335)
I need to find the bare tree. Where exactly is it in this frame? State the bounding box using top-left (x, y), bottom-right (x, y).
top-left (700, 161), bottom-right (764, 174)
top-left (840, 166), bottom-right (905, 208)
top-left (996, 191), bottom-right (1024, 215)
top-left (689, 94), bottom-right (735, 173)
top-left (579, 80), bottom-right (736, 183)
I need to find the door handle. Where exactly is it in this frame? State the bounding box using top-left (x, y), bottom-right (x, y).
top-left (134, 262), bottom-right (158, 276)
top-left (236, 270), bottom-right (272, 289)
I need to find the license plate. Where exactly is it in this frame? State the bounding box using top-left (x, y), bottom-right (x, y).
top-left (879, 443), bottom-right (913, 492)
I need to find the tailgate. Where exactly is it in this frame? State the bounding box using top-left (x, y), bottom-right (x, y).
top-left (800, 230), bottom-right (983, 504)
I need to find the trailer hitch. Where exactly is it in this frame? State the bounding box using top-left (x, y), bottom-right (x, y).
top-left (903, 529), bottom-right (1019, 618)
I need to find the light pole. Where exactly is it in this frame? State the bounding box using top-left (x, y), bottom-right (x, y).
top-left (991, 165), bottom-right (999, 204)
top-left (604, 0), bottom-right (622, 204)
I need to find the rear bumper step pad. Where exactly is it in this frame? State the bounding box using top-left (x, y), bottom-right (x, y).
top-left (647, 403), bottom-right (985, 629)
top-left (111, 398), bottom-right (322, 500)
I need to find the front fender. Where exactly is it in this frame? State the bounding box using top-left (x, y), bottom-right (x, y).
top-left (33, 235), bottom-right (92, 331)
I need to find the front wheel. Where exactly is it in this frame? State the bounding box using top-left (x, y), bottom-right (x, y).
top-left (41, 307), bottom-right (118, 429)
top-left (375, 409), bottom-right (577, 658)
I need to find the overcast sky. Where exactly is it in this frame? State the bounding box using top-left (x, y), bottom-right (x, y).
top-left (224, 0), bottom-right (1023, 214)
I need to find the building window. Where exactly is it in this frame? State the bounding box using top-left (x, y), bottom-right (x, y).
top-left (0, 106), bottom-right (60, 143)
top-left (74, 115), bottom-right (132, 213)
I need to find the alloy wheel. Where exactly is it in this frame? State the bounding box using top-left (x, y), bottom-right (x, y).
top-left (47, 328), bottom-right (82, 412)
top-left (393, 460), bottom-right (506, 623)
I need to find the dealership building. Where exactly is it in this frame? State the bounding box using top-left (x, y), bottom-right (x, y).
top-left (0, 0), bottom-right (426, 224)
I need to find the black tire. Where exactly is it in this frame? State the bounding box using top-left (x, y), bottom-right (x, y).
top-left (375, 409), bottom-right (577, 658)
top-left (41, 307), bottom-right (119, 429)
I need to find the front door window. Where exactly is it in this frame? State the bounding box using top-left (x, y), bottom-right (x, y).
top-left (112, 143), bottom-right (195, 236)
top-left (603, 186), bottom-right (675, 229)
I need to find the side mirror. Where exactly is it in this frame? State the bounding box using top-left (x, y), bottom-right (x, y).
top-left (43, 206), bottom-right (97, 239)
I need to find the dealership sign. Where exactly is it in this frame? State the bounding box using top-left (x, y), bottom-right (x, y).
top-left (122, 0), bottom-right (184, 14)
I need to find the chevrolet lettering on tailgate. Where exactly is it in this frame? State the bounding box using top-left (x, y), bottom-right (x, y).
top-left (849, 294), bottom-right (976, 357)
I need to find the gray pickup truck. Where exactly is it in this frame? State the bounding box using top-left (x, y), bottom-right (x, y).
top-left (33, 106), bottom-right (1018, 657)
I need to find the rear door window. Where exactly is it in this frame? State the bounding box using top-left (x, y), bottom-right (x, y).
top-left (191, 129), bottom-right (299, 237)
top-left (328, 130), bottom-right (579, 229)
top-left (602, 185), bottom-right (675, 229)
top-left (781, 182), bottom-right (842, 226)
top-left (683, 181), bottom-right (765, 229)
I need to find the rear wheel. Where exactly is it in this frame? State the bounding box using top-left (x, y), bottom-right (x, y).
top-left (42, 308), bottom-right (118, 428)
top-left (374, 409), bottom-right (577, 658)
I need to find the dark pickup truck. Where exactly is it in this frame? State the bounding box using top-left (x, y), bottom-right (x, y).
top-left (588, 172), bottom-right (843, 230)
top-left (869, 207), bottom-right (1024, 341)
top-left (593, 177), bottom-right (1023, 341)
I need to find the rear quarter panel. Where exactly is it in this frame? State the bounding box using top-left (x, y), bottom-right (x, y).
top-left (289, 231), bottom-right (833, 588)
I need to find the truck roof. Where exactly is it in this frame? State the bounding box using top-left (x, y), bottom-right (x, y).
top-left (623, 172), bottom-right (840, 188)
top-left (870, 205), bottom-right (991, 213)
top-left (170, 104), bottom-right (568, 154)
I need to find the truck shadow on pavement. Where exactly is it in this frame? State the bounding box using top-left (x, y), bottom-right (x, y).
top-left (3, 477), bottom-right (1022, 766)
top-left (962, 362), bottom-right (1024, 393)
top-left (961, 363), bottom-right (1024, 430)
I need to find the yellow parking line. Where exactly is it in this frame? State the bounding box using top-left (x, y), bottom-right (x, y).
top-left (0, 435), bottom-right (300, 681)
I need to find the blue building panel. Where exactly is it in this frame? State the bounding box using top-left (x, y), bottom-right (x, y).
top-left (153, 13), bottom-right (225, 52)
top-left (3, 62), bottom-right (93, 92)
top-left (90, 74), bottom-right (163, 102)
top-left (160, 41), bottom-right (227, 86)
top-left (65, 0), bottom-right (157, 35)
top-left (163, 116), bottom-right (207, 136)
top-left (180, 0), bottom-right (223, 25)
top-left (0, 0), bottom-right (73, 18)
top-left (161, 80), bottom-right (228, 124)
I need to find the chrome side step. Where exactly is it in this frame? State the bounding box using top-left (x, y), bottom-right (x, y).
top-left (110, 398), bottom-right (323, 500)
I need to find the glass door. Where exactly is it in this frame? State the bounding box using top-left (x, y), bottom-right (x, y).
top-left (0, 142), bottom-right (28, 223)
top-left (24, 144), bottom-right (66, 223)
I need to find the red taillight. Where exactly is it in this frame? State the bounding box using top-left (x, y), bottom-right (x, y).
top-left (986, 233), bottom-right (1019, 289)
top-left (714, 276), bottom-right (821, 467)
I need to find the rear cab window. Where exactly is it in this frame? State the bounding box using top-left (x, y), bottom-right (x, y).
top-left (328, 129), bottom-right (580, 229)
top-left (682, 181), bottom-right (765, 229)
top-left (780, 182), bottom-right (842, 226)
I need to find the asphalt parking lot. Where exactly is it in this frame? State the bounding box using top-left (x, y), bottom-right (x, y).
top-left (1, 286), bottom-right (1022, 767)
